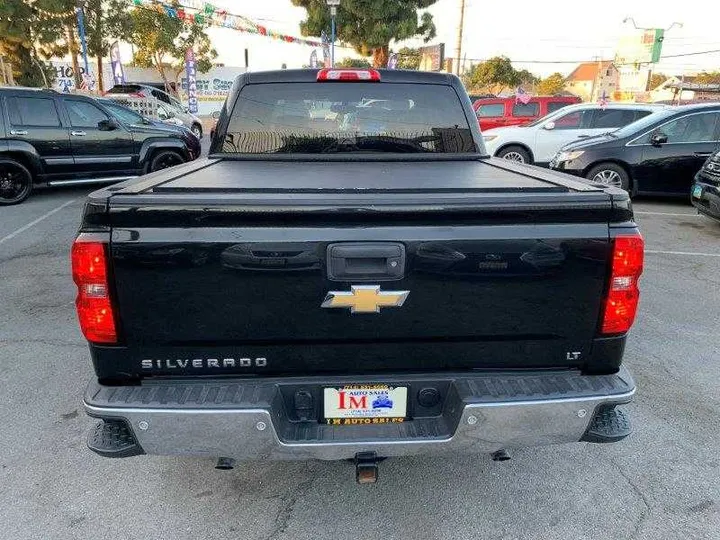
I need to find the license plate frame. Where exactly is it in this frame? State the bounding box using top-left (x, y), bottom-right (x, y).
top-left (322, 385), bottom-right (408, 426)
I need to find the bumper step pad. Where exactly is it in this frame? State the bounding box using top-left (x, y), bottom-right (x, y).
top-left (581, 406), bottom-right (631, 443)
top-left (87, 419), bottom-right (145, 458)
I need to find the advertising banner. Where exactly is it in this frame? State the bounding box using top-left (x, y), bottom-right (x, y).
top-left (184, 48), bottom-right (199, 114)
top-left (110, 41), bottom-right (125, 85)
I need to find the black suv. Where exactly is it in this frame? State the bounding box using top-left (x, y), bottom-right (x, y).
top-left (0, 87), bottom-right (201, 205)
top-left (550, 103), bottom-right (720, 196)
top-left (691, 148), bottom-right (720, 222)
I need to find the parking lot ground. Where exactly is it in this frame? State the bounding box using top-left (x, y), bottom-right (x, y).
top-left (1, 191), bottom-right (719, 540)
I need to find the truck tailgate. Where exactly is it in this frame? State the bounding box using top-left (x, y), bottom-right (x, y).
top-left (97, 159), bottom-right (626, 377)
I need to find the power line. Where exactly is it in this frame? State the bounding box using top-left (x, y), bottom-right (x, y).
top-left (443, 48), bottom-right (720, 65)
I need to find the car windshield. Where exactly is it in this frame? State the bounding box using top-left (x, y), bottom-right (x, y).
top-left (220, 82), bottom-right (477, 154)
top-left (103, 102), bottom-right (146, 125)
top-left (612, 109), bottom-right (674, 138)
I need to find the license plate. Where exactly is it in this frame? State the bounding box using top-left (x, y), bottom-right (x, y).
top-left (323, 385), bottom-right (408, 425)
top-left (692, 185), bottom-right (703, 199)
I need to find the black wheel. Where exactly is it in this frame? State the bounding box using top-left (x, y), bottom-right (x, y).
top-left (148, 150), bottom-right (185, 173)
top-left (586, 163), bottom-right (630, 191)
top-left (191, 124), bottom-right (202, 139)
top-left (497, 145), bottom-right (532, 164)
top-left (0, 159), bottom-right (33, 205)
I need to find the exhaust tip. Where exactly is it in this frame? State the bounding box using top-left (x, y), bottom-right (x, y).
top-left (491, 449), bottom-right (511, 462)
top-left (215, 457), bottom-right (235, 470)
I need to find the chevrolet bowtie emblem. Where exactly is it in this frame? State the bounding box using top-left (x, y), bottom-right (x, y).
top-left (321, 285), bottom-right (410, 314)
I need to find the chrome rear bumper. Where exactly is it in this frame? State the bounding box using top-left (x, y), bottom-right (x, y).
top-left (84, 368), bottom-right (635, 461)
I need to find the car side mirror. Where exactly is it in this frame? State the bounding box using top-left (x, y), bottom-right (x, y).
top-left (211, 110), bottom-right (221, 120)
top-left (98, 118), bottom-right (118, 131)
top-left (543, 121), bottom-right (556, 130)
top-left (650, 133), bottom-right (668, 146)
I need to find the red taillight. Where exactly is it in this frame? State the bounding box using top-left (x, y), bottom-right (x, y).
top-left (71, 239), bottom-right (118, 344)
top-left (317, 68), bottom-right (381, 82)
top-left (601, 234), bottom-right (644, 334)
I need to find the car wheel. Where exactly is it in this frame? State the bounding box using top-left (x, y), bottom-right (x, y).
top-left (191, 124), bottom-right (202, 139)
top-left (586, 163), bottom-right (630, 191)
top-left (0, 159), bottom-right (33, 205)
top-left (149, 150), bottom-right (185, 173)
top-left (497, 146), bottom-right (532, 164)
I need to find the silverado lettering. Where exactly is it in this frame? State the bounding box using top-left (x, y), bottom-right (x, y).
top-left (141, 358), bottom-right (268, 369)
top-left (75, 69), bottom-right (642, 484)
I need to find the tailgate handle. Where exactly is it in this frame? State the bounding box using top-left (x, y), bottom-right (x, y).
top-left (327, 243), bottom-right (406, 282)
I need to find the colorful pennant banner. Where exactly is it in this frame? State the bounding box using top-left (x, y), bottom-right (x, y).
top-left (131, 0), bottom-right (326, 48)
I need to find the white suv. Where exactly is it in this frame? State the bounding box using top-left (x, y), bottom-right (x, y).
top-left (482, 103), bottom-right (664, 166)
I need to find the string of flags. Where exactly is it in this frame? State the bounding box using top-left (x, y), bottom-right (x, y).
top-left (130, 0), bottom-right (331, 48)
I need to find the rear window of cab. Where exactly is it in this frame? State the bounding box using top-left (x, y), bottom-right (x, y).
top-left (221, 82), bottom-right (477, 154)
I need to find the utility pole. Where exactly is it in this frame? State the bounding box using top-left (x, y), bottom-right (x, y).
top-left (454, 0), bottom-right (465, 76)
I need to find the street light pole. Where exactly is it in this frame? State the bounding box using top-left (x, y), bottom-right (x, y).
top-left (327, 0), bottom-right (340, 68)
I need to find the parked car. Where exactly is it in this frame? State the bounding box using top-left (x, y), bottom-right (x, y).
top-left (691, 148), bottom-right (720, 221)
top-left (77, 69), bottom-right (641, 483)
top-left (550, 103), bottom-right (720, 196)
top-left (105, 83), bottom-right (184, 112)
top-left (97, 97), bottom-right (192, 134)
top-left (483, 103), bottom-right (663, 165)
top-left (473, 95), bottom-right (581, 131)
top-left (0, 87), bottom-right (201, 205)
top-left (104, 92), bottom-right (204, 139)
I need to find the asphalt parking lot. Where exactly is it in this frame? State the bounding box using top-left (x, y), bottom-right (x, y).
top-left (1, 184), bottom-right (719, 540)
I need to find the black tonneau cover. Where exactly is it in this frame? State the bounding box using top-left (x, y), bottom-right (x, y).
top-left (153, 159), bottom-right (590, 194)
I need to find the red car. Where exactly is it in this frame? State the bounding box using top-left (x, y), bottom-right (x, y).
top-left (473, 95), bottom-right (581, 131)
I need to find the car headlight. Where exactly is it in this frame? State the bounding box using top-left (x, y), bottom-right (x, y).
top-left (483, 135), bottom-right (498, 142)
top-left (555, 150), bottom-right (584, 162)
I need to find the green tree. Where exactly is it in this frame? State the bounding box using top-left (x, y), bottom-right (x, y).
top-left (537, 72), bottom-right (566, 95)
top-left (396, 46), bottom-right (421, 70)
top-left (34, 0), bottom-right (85, 88)
top-left (0, 0), bottom-right (62, 86)
top-left (336, 57), bottom-right (371, 68)
top-left (291, 0), bottom-right (438, 68)
top-left (516, 69), bottom-right (538, 86)
top-left (124, 0), bottom-right (217, 94)
top-left (463, 56), bottom-right (523, 93)
top-left (83, 0), bottom-right (133, 92)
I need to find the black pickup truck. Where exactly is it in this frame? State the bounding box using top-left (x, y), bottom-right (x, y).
top-left (75, 69), bottom-right (643, 483)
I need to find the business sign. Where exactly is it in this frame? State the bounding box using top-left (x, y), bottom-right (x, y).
top-left (615, 29), bottom-right (664, 66)
top-left (110, 41), bottom-right (125, 85)
top-left (52, 62), bottom-right (90, 92)
top-left (184, 48), bottom-right (199, 114)
top-left (418, 44), bottom-right (445, 72)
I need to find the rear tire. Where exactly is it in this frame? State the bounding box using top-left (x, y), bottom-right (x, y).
top-left (148, 150), bottom-right (185, 173)
top-left (497, 146), bottom-right (532, 164)
top-left (0, 159), bottom-right (33, 205)
top-left (586, 163), bottom-right (630, 191)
